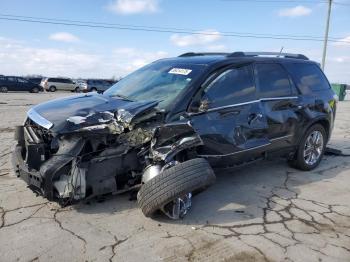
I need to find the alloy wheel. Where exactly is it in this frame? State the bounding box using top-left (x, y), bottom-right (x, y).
top-left (303, 130), bottom-right (324, 166)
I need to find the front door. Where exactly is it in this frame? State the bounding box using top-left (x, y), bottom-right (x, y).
top-left (7, 77), bottom-right (20, 91)
top-left (188, 64), bottom-right (270, 162)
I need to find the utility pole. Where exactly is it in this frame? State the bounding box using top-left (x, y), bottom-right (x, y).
top-left (321, 0), bottom-right (333, 71)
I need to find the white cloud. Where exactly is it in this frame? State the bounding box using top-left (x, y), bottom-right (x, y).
top-left (332, 36), bottom-right (350, 47)
top-left (329, 56), bottom-right (350, 63)
top-left (0, 37), bottom-right (167, 78)
top-left (49, 32), bottom-right (80, 43)
top-left (113, 47), bottom-right (167, 72)
top-left (107, 0), bottom-right (159, 14)
top-left (278, 5), bottom-right (312, 17)
top-left (170, 30), bottom-right (222, 47)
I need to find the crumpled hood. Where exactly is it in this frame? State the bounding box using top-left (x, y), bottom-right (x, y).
top-left (30, 93), bottom-right (159, 133)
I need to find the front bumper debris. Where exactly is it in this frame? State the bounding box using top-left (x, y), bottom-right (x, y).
top-left (12, 144), bottom-right (43, 191)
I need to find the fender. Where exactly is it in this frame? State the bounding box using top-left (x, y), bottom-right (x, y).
top-left (150, 121), bottom-right (203, 163)
top-left (297, 116), bottom-right (331, 144)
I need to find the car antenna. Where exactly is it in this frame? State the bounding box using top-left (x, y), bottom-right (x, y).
top-left (278, 46), bottom-right (284, 57)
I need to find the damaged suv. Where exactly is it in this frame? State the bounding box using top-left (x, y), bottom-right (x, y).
top-left (12, 52), bottom-right (337, 219)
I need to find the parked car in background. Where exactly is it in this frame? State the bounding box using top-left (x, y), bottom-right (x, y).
top-left (75, 79), bottom-right (87, 92)
top-left (26, 77), bottom-right (43, 85)
top-left (83, 79), bottom-right (116, 93)
top-left (345, 85), bottom-right (350, 100)
top-left (41, 77), bottom-right (80, 92)
top-left (0, 76), bottom-right (43, 93)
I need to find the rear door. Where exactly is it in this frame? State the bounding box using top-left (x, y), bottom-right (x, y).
top-left (57, 79), bottom-right (67, 90)
top-left (189, 64), bottom-right (270, 160)
top-left (17, 77), bottom-right (31, 91)
top-left (254, 62), bottom-right (301, 150)
top-left (54, 78), bottom-right (67, 90)
top-left (65, 79), bottom-right (75, 91)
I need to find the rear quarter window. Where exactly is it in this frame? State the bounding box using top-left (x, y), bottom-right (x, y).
top-left (284, 63), bottom-right (330, 93)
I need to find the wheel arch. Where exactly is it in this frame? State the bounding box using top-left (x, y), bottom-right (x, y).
top-left (302, 117), bottom-right (331, 143)
top-left (150, 122), bottom-right (203, 163)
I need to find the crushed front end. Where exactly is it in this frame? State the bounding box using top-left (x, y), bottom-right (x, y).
top-left (12, 100), bottom-right (161, 203)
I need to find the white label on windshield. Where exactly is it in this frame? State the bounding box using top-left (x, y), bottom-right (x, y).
top-left (168, 68), bottom-right (192, 75)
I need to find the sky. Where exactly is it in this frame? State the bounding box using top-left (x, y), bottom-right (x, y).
top-left (0, 0), bottom-right (349, 83)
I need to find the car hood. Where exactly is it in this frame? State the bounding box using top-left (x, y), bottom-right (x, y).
top-left (29, 93), bottom-right (159, 133)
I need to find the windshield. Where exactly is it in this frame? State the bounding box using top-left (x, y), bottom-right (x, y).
top-left (104, 60), bottom-right (206, 109)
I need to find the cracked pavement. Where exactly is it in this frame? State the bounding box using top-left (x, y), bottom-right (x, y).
top-left (0, 92), bottom-right (350, 262)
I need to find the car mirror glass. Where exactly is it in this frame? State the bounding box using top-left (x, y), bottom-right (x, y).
top-left (198, 99), bottom-right (211, 112)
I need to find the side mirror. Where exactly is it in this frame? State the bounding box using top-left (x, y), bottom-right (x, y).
top-left (198, 99), bottom-right (210, 112)
top-left (189, 99), bottom-right (211, 113)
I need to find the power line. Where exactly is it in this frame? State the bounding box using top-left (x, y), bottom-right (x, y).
top-left (0, 13), bottom-right (346, 41)
top-left (0, 14), bottom-right (349, 44)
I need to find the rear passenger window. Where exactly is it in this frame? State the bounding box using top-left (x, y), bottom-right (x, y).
top-left (18, 78), bottom-right (28, 83)
top-left (201, 65), bottom-right (255, 108)
top-left (284, 63), bottom-right (330, 92)
top-left (255, 63), bottom-right (292, 98)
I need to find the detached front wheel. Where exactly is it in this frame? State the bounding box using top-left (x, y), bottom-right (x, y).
top-left (137, 158), bottom-right (216, 219)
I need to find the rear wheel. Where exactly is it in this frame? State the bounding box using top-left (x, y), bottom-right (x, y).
top-left (49, 86), bottom-right (56, 92)
top-left (0, 86), bottom-right (8, 93)
top-left (137, 158), bottom-right (216, 219)
top-left (289, 124), bottom-right (326, 171)
top-left (31, 87), bottom-right (39, 93)
top-left (90, 87), bottom-right (97, 92)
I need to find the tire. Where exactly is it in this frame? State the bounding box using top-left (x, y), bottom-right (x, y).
top-left (49, 86), bottom-right (56, 92)
top-left (31, 87), bottom-right (39, 93)
top-left (289, 124), bottom-right (327, 171)
top-left (137, 158), bottom-right (216, 217)
top-left (74, 87), bottom-right (80, 93)
top-left (90, 87), bottom-right (97, 92)
top-left (0, 86), bottom-right (8, 93)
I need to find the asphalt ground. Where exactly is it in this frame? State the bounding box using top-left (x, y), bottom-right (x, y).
top-left (0, 92), bottom-right (349, 262)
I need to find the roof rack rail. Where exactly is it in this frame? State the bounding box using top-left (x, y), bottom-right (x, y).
top-left (179, 52), bottom-right (228, 57)
top-left (227, 51), bottom-right (309, 60)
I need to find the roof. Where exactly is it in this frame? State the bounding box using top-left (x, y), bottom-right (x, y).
top-left (162, 51), bottom-right (314, 66)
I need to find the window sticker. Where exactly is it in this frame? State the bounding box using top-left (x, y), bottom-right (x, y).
top-left (168, 68), bottom-right (192, 75)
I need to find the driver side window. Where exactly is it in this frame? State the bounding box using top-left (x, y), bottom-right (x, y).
top-left (201, 65), bottom-right (255, 109)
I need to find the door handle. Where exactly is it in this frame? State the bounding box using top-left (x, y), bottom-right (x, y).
top-left (219, 108), bottom-right (240, 118)
top-left (248, 113), bottom-right (263, 125)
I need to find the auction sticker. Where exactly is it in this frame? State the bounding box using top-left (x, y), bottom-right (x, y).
top-left (169, 68), bottom-right (192, 75)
